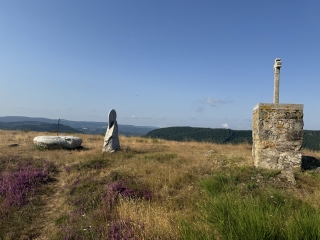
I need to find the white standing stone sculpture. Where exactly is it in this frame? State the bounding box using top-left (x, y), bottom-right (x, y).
top-left (33, 136), bottom-right (82, 149)
top-left (102, 109), bottom-right (120, 152)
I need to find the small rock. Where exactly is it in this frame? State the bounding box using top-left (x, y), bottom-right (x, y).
top-left (204, 150), bottom-right (216, 156)
top-left (279, 170), bottom-right (296, 185)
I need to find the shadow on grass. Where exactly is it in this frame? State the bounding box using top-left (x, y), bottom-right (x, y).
top-left (301, 155), bottom-right (320, 171)
top-left (35, 145), bottom-right (91, 151)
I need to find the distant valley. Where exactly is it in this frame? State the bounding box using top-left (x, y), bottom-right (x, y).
top-left (0, 116), bottom-right (158, 136)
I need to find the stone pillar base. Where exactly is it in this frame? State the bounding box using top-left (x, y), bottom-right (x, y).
top-left (252, 103), bottom-right (304, 171)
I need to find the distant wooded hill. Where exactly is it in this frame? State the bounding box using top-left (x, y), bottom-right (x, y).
top-left (0, 121), bottom-right (82, 133)
top-left (145, 127), bottom-right (320, 151)
top-left (0, 116), bottom-right (157, 136)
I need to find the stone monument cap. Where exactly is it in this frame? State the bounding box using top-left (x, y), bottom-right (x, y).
top-left (253, 103), bottom-right (304, 111)
top-left (274, 58), bottom-right (282, 68)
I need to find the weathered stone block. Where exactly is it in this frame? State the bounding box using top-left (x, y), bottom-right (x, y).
top-left (33, 136), bottom-right (82, 149)
top-left (252, 103), bottom-right (303, 170)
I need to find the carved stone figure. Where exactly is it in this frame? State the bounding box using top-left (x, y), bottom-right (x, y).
top-left (102, 109), bottom-right (120, 152)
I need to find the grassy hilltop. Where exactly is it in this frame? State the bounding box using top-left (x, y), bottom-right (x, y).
top-left (1, 130), bottom-right (320, 239)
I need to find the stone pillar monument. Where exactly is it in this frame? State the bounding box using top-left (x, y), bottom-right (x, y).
top-left (273, 58), bottom-right (281, 103)
top-left (252, 59), bottom-right (304, 183)
top-left (102, 109), bottom-right (120, 152)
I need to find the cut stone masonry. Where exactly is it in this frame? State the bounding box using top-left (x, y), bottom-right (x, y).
top-left (252, 103), bottom-right (303, 170)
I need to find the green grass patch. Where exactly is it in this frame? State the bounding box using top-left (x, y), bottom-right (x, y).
top-left (65, 158), bottom-right (109, 172)
top-left (54, 176), bottom-right (110, 239)
top-left (181, 167), bottom-right (320, 240)
top-left (68, 177), bottom-right (106, 213)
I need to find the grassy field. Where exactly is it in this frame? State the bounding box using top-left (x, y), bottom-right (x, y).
top-left (1, 130), bottom-right (320, 239)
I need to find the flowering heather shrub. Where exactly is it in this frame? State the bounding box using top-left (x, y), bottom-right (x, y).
top-left (108, 218), bottom-right (143, 240)
top-left (64, 165), bottom-right (72, 173)
top-left (0, 167), bottom-right (49, 207)
top-left (105, 179), bottom-right (153, 207)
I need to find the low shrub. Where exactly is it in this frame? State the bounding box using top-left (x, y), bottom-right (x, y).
top-left (0, 156), bottom-right (56, 239)
top-left (0, 167), bottom-right (50, 207)
top-left (108, 218), bottom-right (144, 240)
top-left (105, 179), bottom-right (153, 208)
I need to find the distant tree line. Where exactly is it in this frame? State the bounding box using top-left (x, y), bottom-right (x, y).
top-left (145, 127), bottom-right (320, 151)
top-left (0, 121), bottom-right (82, 133)
top-left (302, 130), bottom-right (320, 151)
top-left (0, 121), bottom-right (155, 136)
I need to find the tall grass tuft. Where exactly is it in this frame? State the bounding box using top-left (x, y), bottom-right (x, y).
top-left (108, 218), bottom-right (143, 240)
top-left (284, 204), bottom-right (320, 239)
top-left (181, 168), bottom-right (320, 240)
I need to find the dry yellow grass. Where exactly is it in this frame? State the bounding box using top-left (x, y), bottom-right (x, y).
top-left (1, 129), bottom-right (320, 239)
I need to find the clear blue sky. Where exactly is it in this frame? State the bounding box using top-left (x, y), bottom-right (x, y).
top-left (1, 1), bottom-right (319, 129)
